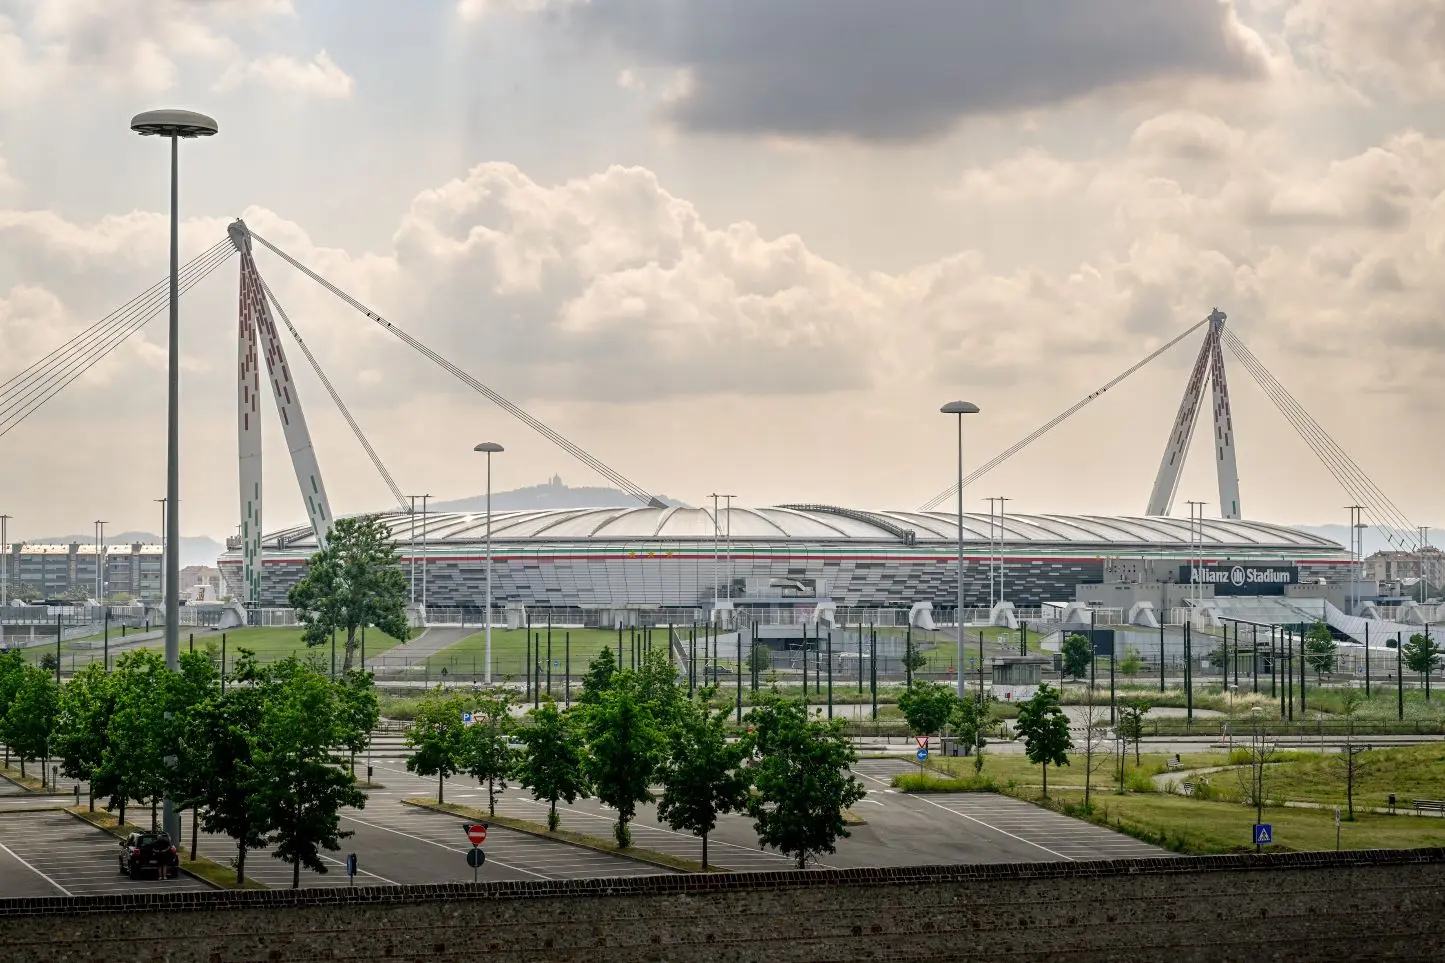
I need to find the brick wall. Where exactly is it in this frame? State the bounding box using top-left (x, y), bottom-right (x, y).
top-left (1, 850), bottom-right (1441, 962)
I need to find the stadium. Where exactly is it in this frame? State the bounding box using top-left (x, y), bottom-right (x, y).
top-left (217, 505), bottom-right (1352, 616)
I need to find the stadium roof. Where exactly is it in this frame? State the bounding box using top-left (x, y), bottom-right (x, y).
top-left (250, 506), bottom-right (1344, 552)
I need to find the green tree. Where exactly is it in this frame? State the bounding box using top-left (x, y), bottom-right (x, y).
top-left (404, 693), bottom-right (468, 804)
top-left (0, 650), bottom-right (23, 768)
top-left (168, 651), bottom-right (221, 858)
top-left (579, 646), bottom-right (619, 705)
top-left (583, 682), bottom-right (664, 847)
top-left (1403, 633), bottom-right (1443, 700)
top-left (1304, 620), bottom-right (1338, 679)
top-left (744, 699), bottom-right (865, 869)
top-left (336, 670), bottom-right (380, 777)
top-left (516, 702), bottom-right (589, 831)
top-left (252, 660), bottom-right (366, 888)
top-left (1116, 699), bottom-right (1150, 765)
top-left (948, 695), bottom-right (992, 759)
top-left (897, 680), bottom-right (956, 752)
top-left (37, 651), bottom-right (58, 674)
top-left (287, 515), bottom-right (410, 672)
top-left (1061, 633), bottom-right (1092, 681)
top-left (184, 680), bottom-right (271, 885)
top-left (656, 694), bottom-right (750, 870)
top-left (51, 662), bottom-right (116, 809)
top-left (96, 651), bottom-right (172, 826)
top-left (3, 665), bottom-right (59, 783)
top-left (460, 694), bottom-right (519, 817)
top-left (1119, 648), bottom-right (1142, 677)
top-left (1015, 684), bottom-right (1072, 798)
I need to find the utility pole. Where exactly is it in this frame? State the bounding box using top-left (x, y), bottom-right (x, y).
top-left (1185, 502), bottom-right (1207, 608)
top-left (1346, 506), bottom-right (1365, 615)
top-left (154, 500), bottom-right (166, 604)
top-left (420, 493), bottom-right (432, 615)
top-left (94, 520), bottom-right (107, 603)
top-left (995, 496), bottom-right (1010, 604)
top-left (408, 495), bottom-right (418, 606)
top-left (0, 514), bottom-right (10, 611)
top-left (709, 494), bottom-right (720, 620)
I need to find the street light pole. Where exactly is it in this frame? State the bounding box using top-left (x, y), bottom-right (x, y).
top-left (421, 493), bottom-right (432, 615)
top-left (941, 401), bottom-right (981, 698)
top-left (0, 514), bottom-right (9, 611)
top-left (474, 444), bottom-right (504, 685)
top-left (131, 107), bottom-right (218, 844)
top-left (95, 520), bottom-right (107, 603)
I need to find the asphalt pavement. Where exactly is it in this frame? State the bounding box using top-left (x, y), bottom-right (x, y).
top-left (0, 810), bottom-right (211, 898)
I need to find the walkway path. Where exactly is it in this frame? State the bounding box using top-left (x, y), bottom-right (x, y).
top-left (366, 627), bottom-right (472, 669)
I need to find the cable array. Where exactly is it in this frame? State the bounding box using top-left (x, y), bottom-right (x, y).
top-left (1222, 328), bottom-right (1420, 551)
top-left (258, 274), bottom-right (410, 513)
top-left (0, 240), bottom-right (236, 440)
top-left (246, 228), bottom-right (666, 509)
top-left (920, 316), bottom-right (1211, 512)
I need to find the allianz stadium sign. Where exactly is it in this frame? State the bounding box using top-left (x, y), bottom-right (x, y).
top-left (1179, 564), bottom-right (1298, 595)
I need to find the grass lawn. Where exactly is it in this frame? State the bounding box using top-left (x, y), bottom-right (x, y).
top-left (421, 627), bottom-right (671, 678)
top-left (1194, 743), bottom-right (1445, 811)
top-left (929, 751), bottom-right (1236, 789)
top-left (127, 626), bottom-right (409, 673)
top-left (1013, 790), bottom-right (1445, 855)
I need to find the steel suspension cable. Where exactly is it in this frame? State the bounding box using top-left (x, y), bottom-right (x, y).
top-left (920, 316), bottom-right (1211, 512)
top-left (0, 240), bottom-right (234, 425)
top-left (1222, 329), bottom-right (1413, 539)
top-left (0, 239), bottom-right (232, 401)
top-left (0, 245), bottom-right (236, 438)
top-left (245, 227), bottom-right (665, 508)
top-left (258, 274), bottom-right (410, 513)
top-left (1222, 329), bottom-right (1419, 549)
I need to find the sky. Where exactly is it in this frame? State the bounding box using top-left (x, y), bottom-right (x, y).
top-left (1, 0), bottom-right (1443, 544)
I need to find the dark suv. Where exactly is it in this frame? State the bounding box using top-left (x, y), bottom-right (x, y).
top-left (118, 831), bottom-right (180, 880)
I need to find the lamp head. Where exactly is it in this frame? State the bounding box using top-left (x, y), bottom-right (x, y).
top-left (940, 401), bottom-right (980, 415)
top-left (130, 109), bottom-right (218, 138)
top-left (473, 442), bottom-right (504, 454)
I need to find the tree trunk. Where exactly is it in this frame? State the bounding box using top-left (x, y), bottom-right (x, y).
top-left (1084, 754), bottom-right (1091, 809)
top-left (18, 757), bottom-right (24, 778)
top-left (797, 851), bottom-right (806, 870)
top-left (701, 831), bottom-right (708, 871)
top-left (191, 807), bottom-right (200, 862)
top-left (1042, 762), bottom-right (1049, 798)
top-left (236, 844), bottom-right (246, 886)
top-left (488, 777), bottom-right (496, 817)
top-left (88, 786), bottom-right (94, 813)
top-left (549, 800), bottom-right (558, 831)
top-left (292, 858), bottom-right (301, 890)
top-left (118, 796), bottom-right (126, 828)
top-left (151, 797), bottom-right (158, 830)
top-left (344, 625), bottom-right (358, 673)
top-left (438, 770), bottom-right (444, 805)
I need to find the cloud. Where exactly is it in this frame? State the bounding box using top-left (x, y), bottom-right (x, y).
top-left (456, 0), bottom-right (584, 19)
top-left (550, 0), bottom-right (1269, 141)
top-left (214, 50), bottom-right (355, 99)
top-left (1286, 0), bottom-right (1445, 100)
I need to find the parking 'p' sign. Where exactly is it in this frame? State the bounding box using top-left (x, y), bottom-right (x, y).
top-left (465, 823), bottom-right (488, 846)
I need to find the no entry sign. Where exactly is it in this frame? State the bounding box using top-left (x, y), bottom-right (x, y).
top-left (465, 823), bottom-right (488, 846)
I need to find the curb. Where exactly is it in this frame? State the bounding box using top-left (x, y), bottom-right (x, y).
top-left (400, 798), bottom-right (719, 874)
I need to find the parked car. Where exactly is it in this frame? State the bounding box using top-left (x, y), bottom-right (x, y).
top-left (118, 831), bottom-right (180, 880)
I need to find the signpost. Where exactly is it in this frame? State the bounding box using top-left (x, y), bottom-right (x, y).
top-left (464, 822), bottom-right (488, 882)
top-left (916, 749), bottom-right (928, 761)
top-left (461, 711), bottom-right (474, 726)
top-left (345, 853), bottom-right (357, 887)
top-left (1253, 823), bottom-right (1272, 851)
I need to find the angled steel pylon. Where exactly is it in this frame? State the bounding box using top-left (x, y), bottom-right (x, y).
top-left (229, 219), bottom-right (335, 605)
top-left (1145, 308), bottom-right (1241, 519)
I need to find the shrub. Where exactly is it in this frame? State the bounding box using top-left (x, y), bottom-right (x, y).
top-left (892, 772), bottom-right (998, 793)
top-left (1124, 769), bottom-right (1155, 793)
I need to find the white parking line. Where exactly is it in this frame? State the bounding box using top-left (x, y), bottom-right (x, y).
top-left (854, 771), bottom-right (1074, 861)
top-left (0, 840), bottom-right (72, 896)
top-left (339, 814), bottom-right (552, 881)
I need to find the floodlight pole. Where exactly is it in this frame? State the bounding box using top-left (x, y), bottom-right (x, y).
top-left (474, 444), bottom-right (504, 684)
top-left (941, 402), bottom-right (980, 698)
top-left (131, 106), bottom-right (218, 845)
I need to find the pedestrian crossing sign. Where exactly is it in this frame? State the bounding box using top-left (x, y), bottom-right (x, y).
top-left (1253, 824), bottom-right (1272, 845)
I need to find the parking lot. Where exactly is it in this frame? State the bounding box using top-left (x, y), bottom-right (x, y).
top-left (849, 758), bottom-right (1171, 863)
top-left (0, 810), bottom-right (211, 898)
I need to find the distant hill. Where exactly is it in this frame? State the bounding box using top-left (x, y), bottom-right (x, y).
top-left (31, 532), bottom-right (226, 569)
top-left (430, 475), bottom-right (687, 513)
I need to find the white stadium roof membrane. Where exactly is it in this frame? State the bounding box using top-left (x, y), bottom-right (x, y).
top-left (254, 506), bottom-right (1343, 552)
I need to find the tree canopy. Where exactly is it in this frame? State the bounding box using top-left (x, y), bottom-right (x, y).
top-left (288, 515), bottom-right (410, 672)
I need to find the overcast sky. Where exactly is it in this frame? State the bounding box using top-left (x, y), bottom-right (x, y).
top-left (1, 0), bottom-right (1442, 543)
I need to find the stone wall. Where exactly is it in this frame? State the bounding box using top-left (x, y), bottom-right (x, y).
top-left (1, 850), bottom-right (1441, 962)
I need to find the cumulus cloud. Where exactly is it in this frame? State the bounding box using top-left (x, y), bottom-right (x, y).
top-left (1287, 0), bottom-right (1445, 99)
top-left (545, 0), bottom-right (1269, 140)
top-left (214, 50), bottom-right (355, 99)
top-left (0, 0), bottom-right (344, 99)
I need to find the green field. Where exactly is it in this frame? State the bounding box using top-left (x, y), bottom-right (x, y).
top-left (1036, 791), bottom-right (1445, 854)
top-left (420, 627), bottom-right (664, 679)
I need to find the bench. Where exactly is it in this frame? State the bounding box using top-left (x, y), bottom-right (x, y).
top-left (1166, 759), bottom-right (1183, 771)
top-left (1413, 799), bottom-right (1445, 815)
top-left (1180, 782), bottom-right (1195, 797)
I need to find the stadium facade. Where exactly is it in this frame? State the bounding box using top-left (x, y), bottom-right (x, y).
top-left (217, 505), bottom-right (1352, 614)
